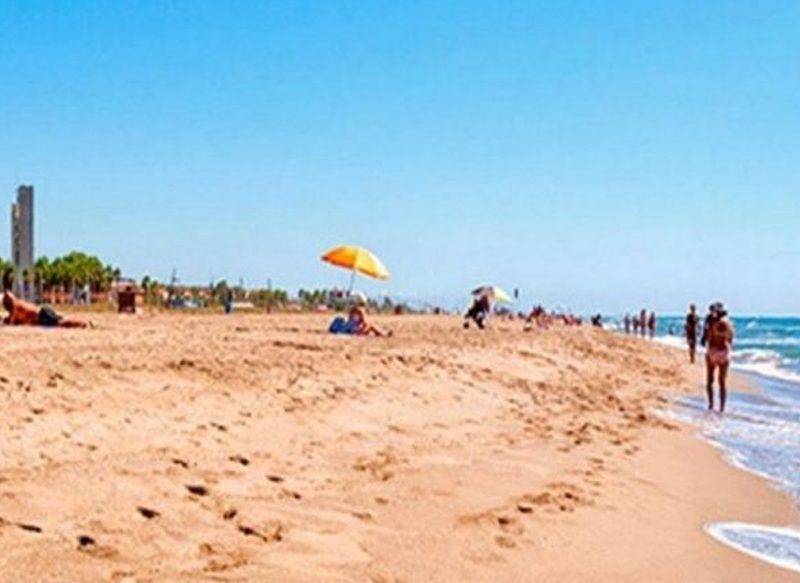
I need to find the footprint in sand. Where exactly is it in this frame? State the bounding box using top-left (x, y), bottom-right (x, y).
top-left (222, 509), bottom-right (238, 521)
top-left (229, 455), bottom-right (250, 466)
top-left (351, 511), bottom-right (374, 522)
top-left (237, 522), bottom-right (284, 543)
top-left (496, 515), bottom-right (524, 535)
top-left (495, 535), bottom-right (517, 548)
top-left (137, 507), bottom-right (160, 520)
top-left (77, 535), bottom-right (118, 558)
top-left (17, 523), bottom-right (42, 533)
top-left (186, 485), bottom-right (209, 497)
top-left (278, 488), bottom-right (302, 501)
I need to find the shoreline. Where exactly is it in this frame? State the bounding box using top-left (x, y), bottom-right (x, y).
top-left (611, 331), bottom-right (800, 575)
top-left (0, 314), bottom-right (797, 581)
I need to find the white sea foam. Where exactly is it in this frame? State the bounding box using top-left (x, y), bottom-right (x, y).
top-left (732, 359), bottom-right (800, 384)
top-left (666, 376), bottom-right (800, 574)
top-left (652, 331), bottom-right (800, 384)
top-left (706, 523), bottom-right (800, 573)
top-left (736, 337), bottom-right (800, 347)
top-left (653, 335), bottom-right (687, 350)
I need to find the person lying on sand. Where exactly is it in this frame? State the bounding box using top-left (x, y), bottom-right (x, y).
top-left (704, 302), bottom-right (734, 413)
top-left (329, 293), bottom-right (391, 337)
top-left (523, 305), bottom-right (550, 331)
top-left (2, 289), bottom-right (91, 329)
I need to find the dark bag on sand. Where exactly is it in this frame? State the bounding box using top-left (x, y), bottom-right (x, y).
top-left (38, 306), bottom-right (63, 327)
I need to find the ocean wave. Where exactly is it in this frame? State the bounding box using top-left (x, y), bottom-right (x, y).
top-left (650, 328), bottom-right (800, 384)
top-left (736, 337), bottom-right (800, 348)
top-left (732, 349), bottom-right (800, 384)
top-left (706, 523), bottom-right (800, 573)
top-left (653, 336), bottom-right (687, 350)
top-left (734, 348), bottom-right (790, 364)
top-left (666, 352), bottom-right (800, 574)
top-left (732, 363), bottom-right (800, 384)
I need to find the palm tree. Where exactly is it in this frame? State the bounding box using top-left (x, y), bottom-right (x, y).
top-left (0, 257), bottom-right (12, 290)
top-left (102, 264), bottom-right (121, 291)
top-left (34, 256), bottom-right (53, 301)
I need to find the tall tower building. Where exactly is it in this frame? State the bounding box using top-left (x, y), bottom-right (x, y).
top-left (11, 185), bottom-right (34, 298)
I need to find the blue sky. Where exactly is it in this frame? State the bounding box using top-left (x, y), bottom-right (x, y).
top-left (1, 1), bottom-right (798, 313)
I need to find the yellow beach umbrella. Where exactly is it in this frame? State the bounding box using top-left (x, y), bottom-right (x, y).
top-left (321, 245), bottom-right (390, 291)
top-left (472, 285), bottom-right (513, 303)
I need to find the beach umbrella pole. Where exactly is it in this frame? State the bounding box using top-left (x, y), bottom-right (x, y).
top-left (348, 270), bottom-right (356, 295)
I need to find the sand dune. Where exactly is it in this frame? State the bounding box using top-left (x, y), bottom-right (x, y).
top-left (0, 314), bottom-right (795, 582)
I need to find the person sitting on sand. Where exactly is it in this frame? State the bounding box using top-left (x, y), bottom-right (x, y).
top-left (524, 304), bottom-right (550, 331)
top-left (2, 287), bottom-right (91, 329)
top-left (464, 292), bottom-right (491, 330)
top-left (704, 302), bottom-right (734, 413)
top-left (329, 293), bottom-right (391, 337)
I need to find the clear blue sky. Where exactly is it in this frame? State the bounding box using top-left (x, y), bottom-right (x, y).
top-left (1, 1), bottom-right (798, 313)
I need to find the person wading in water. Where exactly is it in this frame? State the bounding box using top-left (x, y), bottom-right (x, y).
top-left (703, 302), bottom-right (734, 413)
top-left (685, 303), bottom-right (699, 363)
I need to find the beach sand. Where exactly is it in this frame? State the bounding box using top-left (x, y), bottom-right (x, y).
top-left (0, 313), bottom-right (796, 582)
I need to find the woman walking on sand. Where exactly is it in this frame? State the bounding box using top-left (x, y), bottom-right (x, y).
top-left (704, 302), bottom-right (734, 413)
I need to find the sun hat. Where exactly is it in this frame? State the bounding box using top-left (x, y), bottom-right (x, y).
top-left (350, 291), bottom-right (367, 306)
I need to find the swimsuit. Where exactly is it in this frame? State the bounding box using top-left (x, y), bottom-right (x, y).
top-left (706, 347), bottom-right (730, 366)
top-left (38, 306), bottom-right (63, 327)
top-left (706, 319), bottom-right (732, 365)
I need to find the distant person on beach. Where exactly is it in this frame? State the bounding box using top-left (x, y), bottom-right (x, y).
top-left (685, 304), bottom-right (699, 363)
top-left (464, 292), bottom-right (491, 330)
top-left (524, 305), bottom-right (549, 331)
top-left (703, 302), bottom-right (735, 413)
top-left (623, 313), bottom-right (631, 334)
top-left (224, 288), bottom-right (234, 315)
top-left (700, 303), bottom-right (715, 348)
top-left (1, 274), bottom-right (90, 329)
top-left (330, 293), bottom-right (391, 337)
top-left (639, 309), bottom-right (647, 337)
top-left (648, 312), bottom-right (656, 339)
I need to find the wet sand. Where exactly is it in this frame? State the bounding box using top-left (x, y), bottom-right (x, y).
top-left (0, 313), bottom-right (796, 582)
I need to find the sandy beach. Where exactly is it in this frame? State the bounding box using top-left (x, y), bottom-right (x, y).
top-left (0, 313), bottom-right (796, 582)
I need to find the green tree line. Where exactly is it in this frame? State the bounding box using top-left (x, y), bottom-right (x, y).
top-left (0, 251), bottom-right (121, 292)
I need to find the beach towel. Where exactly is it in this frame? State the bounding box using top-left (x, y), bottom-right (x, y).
top-left (329, 316), bottom-right (359, 335)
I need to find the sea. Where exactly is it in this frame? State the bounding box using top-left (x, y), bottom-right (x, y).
top-left (615, 315), bottom-right (800, 573)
